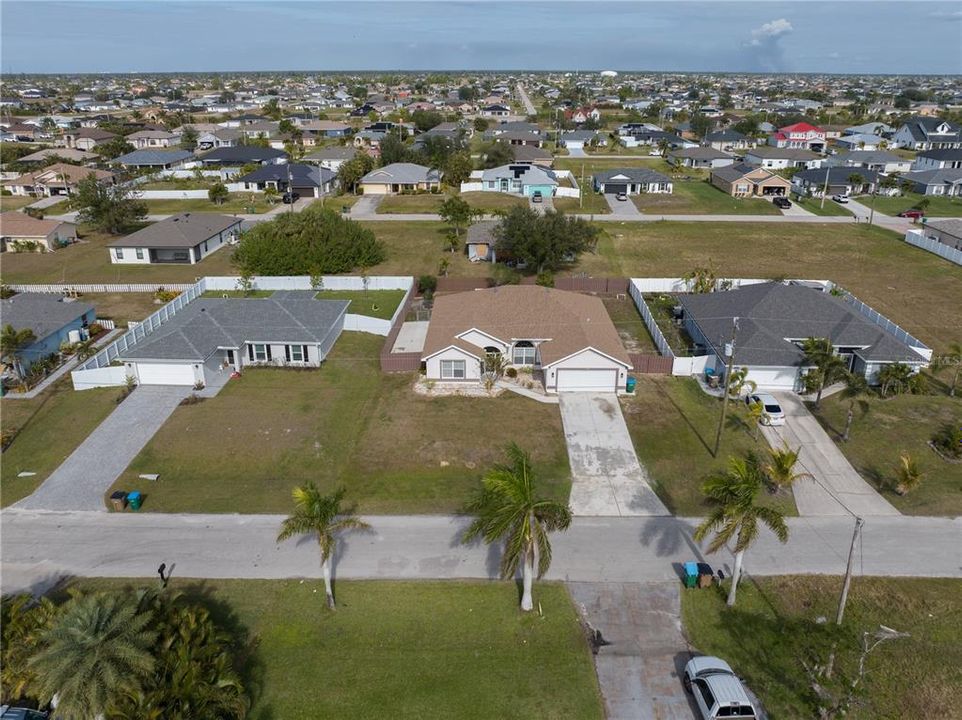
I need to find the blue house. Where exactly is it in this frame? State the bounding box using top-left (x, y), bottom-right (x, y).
top-left (1, 293), bottom-right (96, 371)
top-left (478, 164), bottom-right (559, 197)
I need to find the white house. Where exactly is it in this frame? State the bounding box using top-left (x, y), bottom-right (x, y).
top-left (108, 213), bottom-right (241, 265)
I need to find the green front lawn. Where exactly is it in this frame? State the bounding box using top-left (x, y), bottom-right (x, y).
top-left (143, 194), bottom-right (273, 215)
top-left (66, 578), bottom-right (603, 720)
top-left (0, 195), bottom-right (35, 212)
top-left (683, 577), bottom-right (962, 720)
top-left (810, 389), bottom-right (962, 516)
top-left (793, 195), bottom-right (854, 217)
top-left (111, 333), bottom-right (570, 513)
top-left (554, 190), bottom-right (611, 215)
top-left (554, 156), bottom-right (682, 178)
top-left (622, 377), bottom-right (797, 516)
top-left (363, 221), bottom-right (491, 278)
top-left (315, 288), bottom-right (406, 319)
top-left (632, 181), bottom-right (781, 215)
top-left (376, 193), bottom-right (445, 214)
top-left (460, 191), bottom-right (528, 213)
top-left (870, 192), bottom-right (962, 218)
top-left (1, 378), bottom-right (120, 507)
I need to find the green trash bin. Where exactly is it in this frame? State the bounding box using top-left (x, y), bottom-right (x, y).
top-left (127, 491), bottom-right (143, 511)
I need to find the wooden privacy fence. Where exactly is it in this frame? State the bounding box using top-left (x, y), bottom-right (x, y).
top-left (435, 276), bottom-right (629, 295)
top-left (629, 353), bottom-right (673, 375)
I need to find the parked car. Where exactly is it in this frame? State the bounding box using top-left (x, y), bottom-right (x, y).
top-left (898, 209), bottom-right (924, 220)
top-left (683, 657), bottom-right (758, 720)
top-left (772, 197), bottom-right (792, 209)
top-left (615, 192), bottom-right (628, 201)
top-left (531, 191), bottom-right (543, 204)
top-left (744, 392), bottom-right (785, 426)
top-left (832, 194), bottom-right (849, 204)
top-left (1, 708), bottom-right (48, 720)
top-left (282, 191), bottom-right (301, 204)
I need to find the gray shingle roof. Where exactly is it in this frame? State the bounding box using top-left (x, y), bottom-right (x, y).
top-left (593, 168), bottom-right (672, 184)
top-left (121, 293), bottom-right (349, 362)
top-left (115, 149), bottom-right (193, 166)
top-left (1, 293), bottom-right (94, 341)
top-left (670, 147), bottom-right (733, 160)
top-left (361, 163), bottom-right (440, 185)
top-left (678, 282), bottom-right (925, 367)
top-left (109, 213), bottom-right (241, 249)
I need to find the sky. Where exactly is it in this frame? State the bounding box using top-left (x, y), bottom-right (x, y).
top-left (2, 1), bottom-right (961, 75)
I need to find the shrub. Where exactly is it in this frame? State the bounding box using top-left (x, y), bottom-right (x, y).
top-left (536, 271), bottom-right (555, 288)
top-left (908, 372), bottom-right (928, 395)
top-left (88, 322), bottom-right (103, 337)
top-left (154, 288), bottom-right (181, 303)
top-left (932, 423), bottom-right (962, 459)
top-left (418, 274), bottom-right (438, 294)
top-left (505, 367), bottom-right (518, 379)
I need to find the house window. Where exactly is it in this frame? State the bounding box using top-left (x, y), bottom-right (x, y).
top-left (114, 248), bottom-right (124, 260)
top-left (288, 344), bottom-right (307, 362)
top-left (135, 248), bottom-right (144, 260)
top-left (253, 344), bottom-right (268, 362)
top-left (513, 341), bottom-right (536, 365)
top-left (440, 359), bottom-right (466, 379)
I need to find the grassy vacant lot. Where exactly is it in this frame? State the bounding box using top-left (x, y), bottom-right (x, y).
top-left (792, 195), bottom-right (853, 217)
top-left (683, 576), bottom-right (962, 720)
top-left (622, 377), bottom-right (797, 516)
top-left (140, 180), bottom-right (212, 190)
top-left (1, 228), bottom-right (238, 283)
top-left (871, 192), bottom-right (962, 217)
top-left (0, 195), bottom-right (35, 211)
top-left (555, 156), bottom-right (682, 178)
top-left (810, 389), bottom-right (962, 516)
top-left (554, 190), bottom-right (611, 215)
top-left (68, 578), bottom-right (603, 720)
top-left (363, 221), bottom-right (491, 278)
top-left (632, 182), bottom-right (781, 215)
top-left (602, 296), bottom-right (657, 352)
top-left (111, 333), bottom-right (570, 513)
top-left (82, 292), bottom-right (164, 326)
top-left (143, 194), bottom-right (272, 215)
top-left (1, 378), bottom-right (119, 507)
top-left (461, 191), bottom-right (527, 213)
top-left (315, 288), bottom-right (406, 319)
top-left (376, 193), bottom-right (445, 214)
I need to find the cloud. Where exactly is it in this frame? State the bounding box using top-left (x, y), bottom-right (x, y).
top-left (749, 18), bottom-right (793, 46)
top-left (743, 18), bottom-right (793, 72)
top-left (928, 9), bottom-right (962, 21)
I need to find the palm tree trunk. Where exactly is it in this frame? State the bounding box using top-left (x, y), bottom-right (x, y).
top-left (815, 380), bottom-right (824, 409)
top-left (726, 549), bottom-right (744, 607)
top-left (843, 405), bottom-right (854, 442)
top-left (322, 556), bottom-right (335, 609)
top-left (951, 367), bottom-right (959, 397)
top-left (520, 546), bottom-right (534, 611)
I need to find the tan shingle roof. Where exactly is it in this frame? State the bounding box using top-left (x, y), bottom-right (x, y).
top-left (0, 211), bottom-right (73, 237)
top-left (422, 286), bottom-right (630, 367)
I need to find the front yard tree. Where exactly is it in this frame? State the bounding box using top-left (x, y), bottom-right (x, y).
top-left (801, 337), bottom-right (849, 408)
top-left (337, 153), bottom-right (375, 195)
top-left (73, 173), bottom-right (147, 234)
top-left (763, 443), bottom-right (811, 493)
top-left (694, 453), bottom-right (789, 607)
top-left (480, 141), bottom-right (514, 169)
top-left (277, 485), bottom-right (370, 609)
top-left (438, 196), bottom-right (478, 242)
top-left (493, 206), bottom-right (599, 274)
top-left (180, 126), bottom-right (198, 151)
top-left (461, 443), bottom-right (572, 612)
top-left (840, 372), bottom-right (870, 442)
top-left (93, 136), bottom-right (135, 160)
top-left (1, 325), bottom-right (36, 381)
top-left (208, 182), bottom-right (229, 205)
top-left (443, 151), bottom-right (474, 187)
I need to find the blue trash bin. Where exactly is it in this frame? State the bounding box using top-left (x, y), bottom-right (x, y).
top-left (684, 561), bottom-right (698, 589)
top-left (127, 491), bottom-right (143, 511)
top-left (626, 376), bottom-right (637, 393)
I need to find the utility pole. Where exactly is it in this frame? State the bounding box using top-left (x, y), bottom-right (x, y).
top-left (287, 161), bottom-right (294, 214)
top-left (820, 165), bottom-right (830, 209)
top-left (867, 186), bottom-right (877, 226)
top-left (580, 163), bottom-right (585, 209)
top-left (836, 516), bottom-right (864, 625)
top-left (712, 317), bottom-right (739, 457)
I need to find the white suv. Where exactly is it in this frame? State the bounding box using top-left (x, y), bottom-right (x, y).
top-left (684, 656), bottom-right (758, 719)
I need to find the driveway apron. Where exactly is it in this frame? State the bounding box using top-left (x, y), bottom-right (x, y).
top-left (15, 385), bottom-right (192, 512)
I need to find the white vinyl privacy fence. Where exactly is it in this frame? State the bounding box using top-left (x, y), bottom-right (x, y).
top-left (905, 228), bottom-right (962, 267)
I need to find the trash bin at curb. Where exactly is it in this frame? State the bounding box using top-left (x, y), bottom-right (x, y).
top-left (109, 491), bottom-right (128, 512)
top-left (127, 491), bottom-right (143, 511)
top-left (684, 561), bottom-right (698, 589)
top-left (626, 376), bottom-right (637, 393)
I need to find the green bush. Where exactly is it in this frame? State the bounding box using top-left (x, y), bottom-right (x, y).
top-left (418, 274), bottom-right (437, 294)
top-left (932, 423), bottom-right (962, 459)
top-left (505, 367), bottom-right (518, 379)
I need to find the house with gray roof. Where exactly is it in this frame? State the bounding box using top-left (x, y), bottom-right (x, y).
top-left (0, 293), bottom-right (95, 371)
top-left (474, 163), bottom-right (558, 197)
top-left (592, 168), bottom-right (673, 195)
top-left (895, 168), bottom-right (962, 197)
top-left (744, 146), bottom-right (824, 170)
top-left (893, 117), bottom-right (962, 151)
top-left (117, 292), bottom-right (349, 386)
top-left (667, 146), bottom-right (735, 169)
top-left (114, 149), bottom-right (193, 170)
top-left (912, 148), bottom-right (962, 172)
top-left (826, 150), bottom-right (911, 175)
top-left (304, 145), bottom-right (358, 172)
top-left (677, 282), bottom-right (928, 391)
top-left (359, 163), bottom-right (441, 195)
top-left (108, 213), bottom-right (242, 265)
top-left (791, 167), bottom-right (884, 197)
top-left (704, 130), bottom-right (754, 151)
top-left (465, 221), bottom-right (496, 262)
top-left (919, 218), bottom-right (962, 252)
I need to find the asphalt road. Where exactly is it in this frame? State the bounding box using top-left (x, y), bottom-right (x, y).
top-left (516, 82), bottom-right (536, 115)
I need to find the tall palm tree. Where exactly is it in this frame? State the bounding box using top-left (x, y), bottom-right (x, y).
top-left (934, 341), bottom-right (961, 397)
top-left (802, 337), bottom-right (849, 408)
top-left (277, 484), bottom-right (370, 609)
top-left (840, 372), bottom-right (870, 442)
top-left (1, 594), bottom-right (59, 703)
top-left (462, 443), bottom-right (572, 611)
top-left (1, 324), bottom-right (37, 381)
top-left (763, 443), bottom-right (811, 493)
top-left (694, 453), bottom-right (789, 607)
top-left (28, 591), bottom-right (156, 720)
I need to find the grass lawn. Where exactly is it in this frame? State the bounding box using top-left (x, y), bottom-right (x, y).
top-left (870, 192), bottom-right (962, 218)
top-left (1, 378), bottom-right (119, 507)
top-left (376, 194), bottom-right (445, 214)
top-left (793, 195), bottom-right (854, 217)
top-left (555, 156), bottom-right (682, 178)
top-left (143, 194), bottom-right (273, 215)
top-left (809, 388), bottom-right (962, 516)
top-left (554, 190), bottom-right (611, 215)
top-left (320, 194), bottom-right (360, 210)
top-left (632, 182), bottom-right (781, 215)
top-left (362, 221), bottom-right (491, 278)
top-left (66, 578), bottom-right (603, 720)
top-left (682, 576), bottom-right (962, 720)
top-left (315, 288), bottom-right (406, 319)
top-left (460, 191), bottom-right (527, 213)
top-left (0, 228), bottom-right (238, 284)
top-left (622, 377), bottom-right (797, 516)
top-left (111, 333), bottom-right (570, 513)
top-left (642, 293), bottom-right (694, 354)
top-left (82, 292), bottom-right (166, 327)
top-left (602, 296), bottom-right (658, 352)
top-left (140, 180), bottom-right (212, 191)
top-left (0, 195), bottom-right (35, 212)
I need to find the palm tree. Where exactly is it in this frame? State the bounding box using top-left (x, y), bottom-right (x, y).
top-left (802, 337), bottom-right (849, 408)
top-left (840, 372), bottom-right (870, 442)
top-left (694, 453), bottom-right (789, 607)
top-left (893, 453), bottom-right (923, 495)
top-left (877, 362), bottom-right (913, 397)
top-left (28, 591), bottom-right (156, 720)
top-left (763, 443), bottom-right (811, 494)
top-left (276, 484), bottom-right (370, 609)
top-left (1, 594), bottom-right (59, 703)
top-left (462, 443), bottom-right (572, 611)
top-left (746, 399), bottom-right (766, 440)
top-left (1, 324), bottom-right (37, 381)
top-left (263, 186), bottom-right (279, 205)
top-left (934, 341), bottom-right (961, 397)
top-left (847, 173), bottom-right (864, 195)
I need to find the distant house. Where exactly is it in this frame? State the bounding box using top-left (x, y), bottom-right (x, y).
top-left (620, 130), bottom-right (696, 151)
top-left (744, 147), bottom-right (824, 170)
top-left (237, 163), bottom-right (335, 197)
top-left (768, 122), bottom-right (827, 153)
top-left (893, 117), bottom-right (962, 151)
top-left (912, 148), bottom-right (962, 171)
top-left (835, 133), bottom-right (886, 152)
top-left (558, 130), bottom-right (605, 150)
top-left (108, 213), bottom-right (242, 265)
top-left (668, 147), bottom-right (735, 169)
top-left (359, 163), bottom-right (441, 194)
top-left (843, 122), bottom-right (893, 137)
top-left (0, 293), bottom-right (96, 371)
top-left (480, 104), bottom-right (512, 117)
top-left (565, 107), bottom-right (601, 124)
top-left (2, 163), bottom-right (115, 197)
top-left (510, 143), bottom-right (553, 168)
top-left (827, 151), bottom-right (911, 175)
top-left (127, 129), bottom-right (178, 149)
top-left (895, 169), bottom-right (962, 197)
top-left (791, 167), bottom-right (883, 197)
top-left (592, 168), bottom-right (673, 195)
top-left (475, 163), bottom-right (559, 197)
top-left (61, 127), bottom-right (117, 151)
top-left (303, 146), bottom-right (357, 172)
top-left (196, 127), bottom-right (241, 150)
top-left (199, 146), bottom-right (288, 166)
top-left (17, 148), bottom-right (98, 165)
top-left (919, 218), bottom-right (962, 252)
top-left (114, 149), bottom-right (193, 170)
top-left (465, 221), bottom-right (496, 262)
top-left (296, 120), bottom-right (352, 138)
top-left (710, 163), bottom-right (791, 198)
top-left (704, 130), bottom-right (754, 151)
top-left (0, 212), bottom-right (78, 252)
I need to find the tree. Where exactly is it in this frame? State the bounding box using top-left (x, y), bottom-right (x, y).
top-left (493, 206), bottom-right (599, 274)
top-left (263, 98), bottom-right (281, 120)
top-left (746, 399), bottom-right (766, 440)
top-left (458, 85), bottom-right (478, 101)
top-left (337, 153), bottom-right (376, 195)
top-left (93, 135), bottom-right (135, 160)
top-left (479, 141), bottom-right (514, 169)
top-left (438, 196), bottom-right (478, 241)
top-left (682, 263), bottom-right (718, 293)
top-left (208, 182), bottom-right (229, 205)
top-left (443, 151), bottom-right (474, 187)
top-left (933, 341), bottom-right (962, 397)
top-left (461, 443), bottom-right (572, 611)
top-left (802, 337), bottom-right (849, 408)
top-left (180, 126), bottom-right (198, 151)
top-left (29, 591), bottom-right (156, 719)
top-left (846, 173), bottom-right (866, 195)
top-left (1, 594), bottom-right (59, 703)
top-left (694, 453), bottom-right (789, 607)
top-left (473, 117), bottom-right (490, 133)
top-left (893, 453), bottom-right (923, 495)
top-left (379, 134), bottom-right (411, 166)
top-left (763, 443), bottom-right (811, 493)
top-left (839, 373), bottom-right (870, 442)
top-left (689, 112), bottom-right (712, 140)
top-left (263, 186), bottom-right (279, 205)
top-left (1, 324), bottom-right (36, 381)
top-left (411, 109), bottom-right (444, 132)
top-left (277, 485), bottom-right (370, 608)
top-left (877, 362), bottom-right (913, 397)
top-left (73, 174), bottom-right (148, 234)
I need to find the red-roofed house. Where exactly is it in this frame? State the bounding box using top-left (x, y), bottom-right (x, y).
top-left (768, 122), bottom-right (826, 153)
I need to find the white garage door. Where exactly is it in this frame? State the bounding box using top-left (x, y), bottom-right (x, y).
top-left (556, 369), bottom-right (618, 392)
top-left (135, 362), bottom-right (195, 386)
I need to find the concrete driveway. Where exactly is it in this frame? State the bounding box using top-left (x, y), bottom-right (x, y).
top-left (560, 394), bottom-right (669, 517)
top-left (349, 195), bottom-right (383, 218)
top-left (605, 193), bottom-right (642, 217)
top-left (779, 199), bottom-right (814, 217)
top-left (567, 146), bottom-right (588, 158)
top-left (569, 582), bottom-right (698, 720)
top-left (762, 392), bottom-right (899, 517)
top-left (15, 385), bottom-right (192, 512)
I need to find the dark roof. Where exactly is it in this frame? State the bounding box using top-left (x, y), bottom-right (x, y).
top-left (678, 282), bottom-right (925, 366)
top-left (510, 144), bottom-right (552, 163)
top-left (0, 293), bottom-right (94, 341)
top-left (901, 168), bottom-right (962, 186)
top-left (114, 149), bottom-right (193, 166)
top-left (705, 130), bottom-right (747, 142)
top-left (917, 148), bottom-right (962, 161)
top-left (238, 163), bottom-right (333, 186)
top-left (465, 220), bottom-right (496, 246)
top-left (304, 146), bottom-right (357, 161)
top-left (109, 213), bottom-right (241, 249)
top-left (670, 147), bottom-right (733, 160)
top-left (200, 146), bottom-right (288, 164)
top-left (593, 167), bottom-right (672, 184)
top-left (794, 167), bottom-right (880, 184)
top-left (746, 147), bottom-right (820, 160)
top-left (120, 292), bottom-right (350, 362)
top-left (710, 162), bottom-right (763, 183)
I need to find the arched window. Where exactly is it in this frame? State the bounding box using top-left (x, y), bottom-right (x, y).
top-left (512, 341), bottom-right (536, 365)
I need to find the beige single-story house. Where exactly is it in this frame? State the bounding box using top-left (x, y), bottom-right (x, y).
top-left (710, 163), bottom-right (792, 198)
top-left (61, 127), bottom-right (117, 151)
top-left (108, 213), bottom-right (241, 265)
top-left (421, 285), bottom-right (632, 393)
top-left (359, 163), bottom-right (442, 195)
top-left (2, 163), bottom-right (115, 197)
top-left (0, 212), bottom-right (78, 252)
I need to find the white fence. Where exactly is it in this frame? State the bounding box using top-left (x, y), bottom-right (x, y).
top-left (555, 187), bottom-right (581, 198)
top-left (8, 283), bottom-right (194, 294)
top-left (95, 319), bottom-right (117, 330)
top-left (135, 189), bottom-right (210, 199)
top-left (72, 366), bottom-right (129, 390)
top-left (200, 275), bottom-right (414, 291)
top-left (841, 293), bottom-right (932, 361)
top-left (628, 280), bottom-right (673, 358)
top-left (905, 228), bottom-right (962, 267)
top-left (459, 182), bottom-right (484, 193)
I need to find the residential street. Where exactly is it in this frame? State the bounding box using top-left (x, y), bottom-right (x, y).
top-left (3, 511), bottom-right (959, 596)
top-left (516, 82), bottom-right (536, 115)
